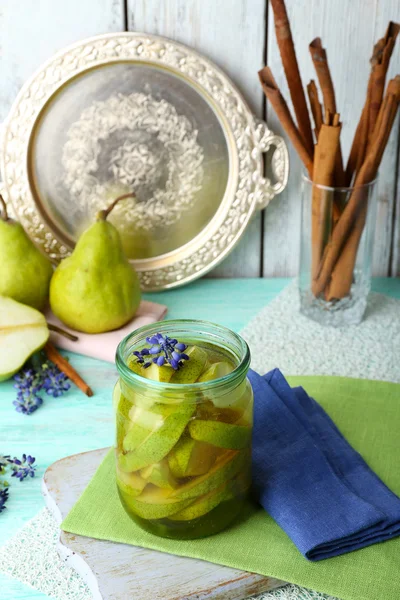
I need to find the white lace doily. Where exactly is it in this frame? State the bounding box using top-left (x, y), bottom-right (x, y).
top-left (4, 281), bottom-right (399, 599)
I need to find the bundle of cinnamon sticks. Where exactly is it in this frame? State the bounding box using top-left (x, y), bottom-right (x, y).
top-left (259, 0), bottom-right (400, 300)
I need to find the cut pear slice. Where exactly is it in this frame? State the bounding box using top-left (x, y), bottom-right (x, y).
top-left (168, 438), bottom-right (216, 478)
top-left (169, 450), bottom-right (248, 500)
top-left (143, 363), bottom-right (174, 383)
top-left (121, 485), bottom-right (193, 519)
top-left (197, 361), bottom-right (232, 383)
top-left (116, 468), bottom-right (146, 498)
top-left (119, 403), bottom-right (195, 471)
top-left (169, 482), bottom-right (234, 521)
top-left (189, 420), bottom-right (251, 450)
top-left (0, 296), bottom-right (49, 381)
top-left (140, 460), bottom-right (178, 489)
top-left (170, 346), bottom-right (208, 383)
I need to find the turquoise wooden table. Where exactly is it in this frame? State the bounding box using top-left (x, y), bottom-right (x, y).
top-left (1, 277), bottom-right (399, 600)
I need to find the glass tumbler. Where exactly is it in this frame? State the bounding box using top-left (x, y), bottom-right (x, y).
top-left (299, 175), bottom-right (378, 327)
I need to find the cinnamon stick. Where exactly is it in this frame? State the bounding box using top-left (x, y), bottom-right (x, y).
top-left (258, 67), bottom-right (314, 176)
top-left (313, 81), bottom-right (400, 297)
top-left (309, 38), bottom-right (346, 187)
top-left (44, 342), bottom-right (94, 397)
top-left (269, 0), bottom-right (314, 157)
top-left (326, 77), bottom-right (400, 299)
top-left (310, 111), bottom-right (342, 281)
top-left (307, 80), bottom-right (323, 138)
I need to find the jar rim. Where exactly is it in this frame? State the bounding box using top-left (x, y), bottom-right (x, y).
top-left (302, 172), bottom-right (378, 192)
top-left (115, 319), bottom-right (251, 394)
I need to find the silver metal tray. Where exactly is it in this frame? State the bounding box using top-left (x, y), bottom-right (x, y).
top-left (1, 33), bottom-right (288, 291)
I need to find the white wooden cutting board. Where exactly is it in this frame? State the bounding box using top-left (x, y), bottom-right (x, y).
top-left (42, 448), bottom-right (286, 600)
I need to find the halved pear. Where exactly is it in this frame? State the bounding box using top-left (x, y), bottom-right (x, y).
top-left (140, 460), bottom-right (178, 490)
top-left (121, 485), bottom-right (193, 519)
top-left (0, 296), bottom-right (49, 381)
top-left (168, 437), bottom-right (216, 478)
top-left (189, 420), bottom-right (251, 450)
top-left (170, 346), bottom-right (208, 383)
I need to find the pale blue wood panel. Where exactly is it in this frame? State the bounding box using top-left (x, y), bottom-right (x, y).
top-left (263, 0), bottom-right (400, 277)
top-left (0, 0), bottom-right (124, 124)
top-left (127, 0), bottom-right (267, 277)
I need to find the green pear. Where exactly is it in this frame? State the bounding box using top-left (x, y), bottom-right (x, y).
top-left (121, 485), bottom-right (193, 519)
top-left (0, 296), bottom-right (49, 381)
top-left (50, 194), bottom-right (141, 333)
top-left (140, 461), bottom-right (178, 489)
top-left (189, 420), bottom-right (251, 450)
top-left (170, 346), bottom-right (208, 383)
top-left (197, 361), bottom-right (232, 383)
top-left (168, 438), bottom-right (216, 478)
top-left (119, 403), bottom-right (195, 471)
top-left (0, 195), bottom-right (53, 310)
top-left (169, 482), bottom-right (234, 521)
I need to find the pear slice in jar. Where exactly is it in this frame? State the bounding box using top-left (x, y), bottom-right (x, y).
top-left (116, 468), bottom-right (146, 498)
top-left (140, 460), bottom-right (178, 490)
top-left (168, 438), bottom-right (216, 478)
top-left (197, 361), bottom-right (232, 383)
top-left (122, 485), bottom-right (194, 519)
top-left (119, 403), bottom-right (195, 471)
top-left (170, 346), bottom-right (208, 383)
top-left (189, 420), bottom-right (251, 450)
top-left (169, 482), bottom-right (234, 521)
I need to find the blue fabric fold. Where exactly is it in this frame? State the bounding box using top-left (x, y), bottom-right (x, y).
top-left (248, 368), bottom-right (400, 561)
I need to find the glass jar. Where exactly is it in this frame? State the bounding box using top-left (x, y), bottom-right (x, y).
top-left (114, 319), bottom-right (253, 540)
top-left (299, 175), bottom-right (378, 327)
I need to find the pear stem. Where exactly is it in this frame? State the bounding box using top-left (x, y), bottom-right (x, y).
top-left (0, 194), bottom-right (9, 221)
top-left (48, 323), bottom-right (79, 342)
top-left (97, 192), bottom-right (136, 221)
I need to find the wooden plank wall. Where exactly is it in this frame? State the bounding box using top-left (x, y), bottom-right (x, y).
top-left (1, 0), bottom-right (399, 277)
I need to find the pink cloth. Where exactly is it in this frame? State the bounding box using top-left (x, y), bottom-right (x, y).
top-left (46, 301), bottom-right (167, 363)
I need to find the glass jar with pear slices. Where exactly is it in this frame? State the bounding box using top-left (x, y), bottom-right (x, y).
top-left (114, 320), bottom-right (253, 539)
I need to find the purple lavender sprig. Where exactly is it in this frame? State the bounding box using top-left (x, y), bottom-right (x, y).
top-left (13, 368), bottom-right (43, 415)
top-left (8, 454), bottom-right (36, 481)
top-left (41, 362), bottom-right (70, 397)
top-left (0, 488), bottom-right (8, 513)
top-left (134, 333), bottom-right (189, 370)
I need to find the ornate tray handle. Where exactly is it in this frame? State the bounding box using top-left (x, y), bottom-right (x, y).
top-left (252, 119), bottom-right (289, 211)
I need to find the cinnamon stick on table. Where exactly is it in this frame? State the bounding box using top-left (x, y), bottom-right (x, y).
top-left (258, 66), bottom-right (313, 177)
top-left (313, 78), bottom-right (400, 297)
top-left (44, 342), bottom-right (94, 397)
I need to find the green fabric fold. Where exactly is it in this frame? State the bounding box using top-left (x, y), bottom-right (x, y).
top-left (62, 376), bottom-right (400, 600)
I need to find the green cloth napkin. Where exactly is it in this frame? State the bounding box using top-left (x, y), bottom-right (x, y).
top-left (62, 376), bottom-right (400, 600)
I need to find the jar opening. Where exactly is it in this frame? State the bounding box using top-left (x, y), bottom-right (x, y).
top-left (116, 319), bottom-right (250, 396)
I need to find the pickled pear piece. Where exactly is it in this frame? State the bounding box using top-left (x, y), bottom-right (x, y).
top-left (189, 420), bottom-right (251, 450)
top-left (170, 346), bottom-right (208, 383)
top-left (116, 468), bottom-right (146, 498)
top-left (169, 483), bottom-right (234, 521)
top-left (143, 363), bottom-right (174, 383)
top-left (122, 485), bottom-right (193, 519)
top-left (119, 403), bottom-right (195, 471)
top-left (168, 438), bottom-right (216, 478)
top-left (140, 461), bottom-right (178, 490)
top-left (170, 450), bottom-right (248, 500)
top-left (197, 361), bottom-right (232, 383)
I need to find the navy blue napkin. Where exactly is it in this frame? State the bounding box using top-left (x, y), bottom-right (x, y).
top-left (248, 368), bottom-right (400, 561)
